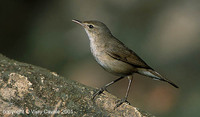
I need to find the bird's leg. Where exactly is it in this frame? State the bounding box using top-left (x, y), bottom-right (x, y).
top-left (115, 75), bottom-right (133, 109)
top-left (92, 76), bottom-right (125, 100)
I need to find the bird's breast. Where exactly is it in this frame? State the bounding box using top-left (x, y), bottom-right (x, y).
top-left (90, 42), bottom-right (135, 76)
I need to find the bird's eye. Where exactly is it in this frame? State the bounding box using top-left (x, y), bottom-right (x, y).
top-left (88, 25), bottom-right (94, 29)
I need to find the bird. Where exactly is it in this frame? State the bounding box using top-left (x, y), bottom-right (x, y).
top-left (72, 19), bottom-right (178, 108)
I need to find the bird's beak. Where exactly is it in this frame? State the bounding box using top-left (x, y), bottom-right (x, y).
top-left (72, 19), bottom-right (84, 26)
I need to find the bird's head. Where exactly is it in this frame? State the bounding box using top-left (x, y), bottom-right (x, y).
top-left (72, 19), bottom-right (112, 40)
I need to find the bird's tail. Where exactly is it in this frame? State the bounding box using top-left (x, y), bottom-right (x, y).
top-left (137, 68), bottom-right (179, 88)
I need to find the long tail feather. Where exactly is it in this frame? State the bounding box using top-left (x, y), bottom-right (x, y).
top-left (138, 68), bottom-right (179, 88)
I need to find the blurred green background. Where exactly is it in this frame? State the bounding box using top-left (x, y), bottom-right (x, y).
top-left (1, 0), bottom-right (200, 116)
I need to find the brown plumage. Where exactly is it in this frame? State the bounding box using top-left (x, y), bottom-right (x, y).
top-left (72, 19), bottom-right (178, 108)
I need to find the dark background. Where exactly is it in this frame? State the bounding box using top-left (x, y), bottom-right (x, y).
top-left (1, 1), bottom-right (200, 116)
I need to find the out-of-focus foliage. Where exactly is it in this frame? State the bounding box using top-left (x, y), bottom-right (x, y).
top-left (0, 1), bottom-right (200, 117)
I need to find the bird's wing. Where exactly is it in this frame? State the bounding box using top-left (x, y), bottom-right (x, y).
top-left (106, 39), bottom-right (179, 88)
top-left (106, 42), bottom-right (151, 69)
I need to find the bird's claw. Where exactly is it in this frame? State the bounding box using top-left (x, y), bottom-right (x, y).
top-left (92, 87), bottom-right (107, 100)
top-left (114, 98), bottom-right (130, 109)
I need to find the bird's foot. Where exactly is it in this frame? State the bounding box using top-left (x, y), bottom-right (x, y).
top-left (114, 98), bottom-right (130, 109)
top-left (92, 87), bottom-right (108, 100)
